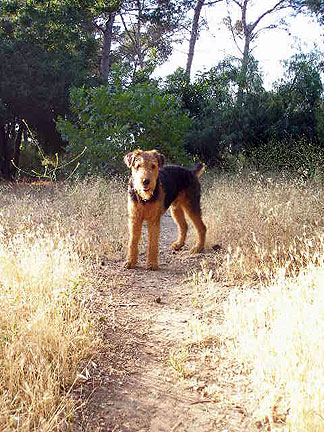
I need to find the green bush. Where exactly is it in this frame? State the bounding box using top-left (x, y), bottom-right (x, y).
top-left (57, 81), bottom-right (192, 175)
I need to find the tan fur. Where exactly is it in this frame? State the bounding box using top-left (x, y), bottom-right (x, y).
top-left (171, 192), bottom-right (206, 253)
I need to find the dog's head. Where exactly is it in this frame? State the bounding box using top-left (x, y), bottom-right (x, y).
top-left (124, 149), bottom-right (164, 201)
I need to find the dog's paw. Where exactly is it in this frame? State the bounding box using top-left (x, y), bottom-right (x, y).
top-left (124, 261), bottom-right (136, 269)
top-left (190, 245), bottom-right (204, 254)
top-left (146, 262), bottom-right (159, 271)
top-left (171, 241), bottom-right (184, 251)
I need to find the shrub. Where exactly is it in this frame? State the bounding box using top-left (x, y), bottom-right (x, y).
top-left (57, 81), bottom-right (191, 175)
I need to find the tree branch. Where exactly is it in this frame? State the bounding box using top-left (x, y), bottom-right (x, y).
top-left (92, 20), bottom-right (104, 33)
top-left (232, 0), bottom-right (243, 9)
top-left (250, 0), bottom-right (290, 33)
top-left (225, 15), bottom-right (243, 54)
top-left (119, 12), bottom-right (137, 47)
top-left (252, 23), bottom-right (278, 40)
top-left (205, 0), bottom-right (223, 5)
top-left (242, 0), bottom-right (249, 34)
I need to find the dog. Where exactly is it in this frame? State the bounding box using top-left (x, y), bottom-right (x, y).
top-left (124, 149), bottom-right (206, 270)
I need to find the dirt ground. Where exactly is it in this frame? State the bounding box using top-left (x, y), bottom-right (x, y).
top-left (72, 213), bottom-right (259, 432)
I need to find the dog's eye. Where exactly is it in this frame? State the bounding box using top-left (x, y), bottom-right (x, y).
top-left (152, 164), bottom-right (156, 169)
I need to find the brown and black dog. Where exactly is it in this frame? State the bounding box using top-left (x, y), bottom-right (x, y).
top-left (124, 149), bottom-right (206, 270)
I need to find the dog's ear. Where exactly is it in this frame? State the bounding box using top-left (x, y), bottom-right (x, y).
top-left (157, 153), bottom-right (165, 168)
top-left (124, 152), bottom-right (134, 168)
top-left (151, 151), bottom-right (164, 168)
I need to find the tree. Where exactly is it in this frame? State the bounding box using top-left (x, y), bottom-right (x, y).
top-left (273, 52), bottom-right (323, 142)
top-left (291, 0), bottom-right (324, 24)
top-left (165, 49), bottom-right (323, 167)
top-left (165, 61), bottom-right (241, 163)
top-left (225, 0), bottom-right (296, 107)
top-left (93, 6), bottom-right (119, 82)
top-left (186, 0), bottom-right (223, 78)
top-left (113, 0), bottom-right (190, 80)
top-left (0, 0), bottom-right (99, 178)
top-left (186, 0), bottom-right (205, 77)
top-left (306, 0), bottom-right (324, 23)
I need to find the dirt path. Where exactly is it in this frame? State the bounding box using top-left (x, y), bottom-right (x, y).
top-left (73, 214), bottom-right (257, 432)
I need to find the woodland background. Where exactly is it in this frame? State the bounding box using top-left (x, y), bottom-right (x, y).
top-left (0, 0), bottom-right (323, 178)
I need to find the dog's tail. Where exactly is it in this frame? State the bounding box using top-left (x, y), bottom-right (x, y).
top-left (192, 162), bottom-right (205, 179)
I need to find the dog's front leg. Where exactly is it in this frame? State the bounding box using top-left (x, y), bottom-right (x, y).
top-left (125, 215), bottom-right (143, 269)
top-left (146, 218), bottom-right (160, 270)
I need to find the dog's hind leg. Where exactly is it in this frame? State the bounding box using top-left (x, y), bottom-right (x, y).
top-left (182, 202), bottom-right (206, 253)
top-left (170, 203), bottom-right (188, 251)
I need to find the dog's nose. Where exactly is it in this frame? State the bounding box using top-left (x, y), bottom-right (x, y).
top-left (143, 178), bottom-right (150, 185)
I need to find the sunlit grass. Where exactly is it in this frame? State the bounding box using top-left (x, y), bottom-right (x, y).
top-left (0, 178), bottom-right (127, 430)
top-left (188, 172), bottom-right (324, 431)
top-left (0, 227), bottom-right (95, 430)
top-left (203, 172), bottom-right (324, 282)
top-left (224, 264), bottom-right (324, 431)
top-left (0, 178), bottom-right (128, 262)
top-left (2, 172), bottom-right (323, 431)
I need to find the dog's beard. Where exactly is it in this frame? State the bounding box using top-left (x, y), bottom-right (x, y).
top-left (138, 186), bottom-right (154, 201)
top-left (135, 180), bottom-right (156, 201)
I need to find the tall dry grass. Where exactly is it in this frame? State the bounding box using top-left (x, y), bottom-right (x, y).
top-left (0, 178), bottom-right (128, 261)
top-left (223, 264), bottom-right (324, 431)
top-left (0, 178), bottom-right (128, 430)
top-left (202, 172), bottom-right (324, 282)
top-left (190, 172), bottom-right (324, 431)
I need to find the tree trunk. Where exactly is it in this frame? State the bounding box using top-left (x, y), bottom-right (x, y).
top-left (100, 12), bottom-right (116, 82)
top-left (186, 0), bottom-right (205, 78)
top-left (12, 121), bottom-right (24, 175)
top-left (237, 37), bottom-right (250, 108)
top-left (136, 0), bottom-right (144, 70)
top-left (0, 125), bottom-right (11, 179)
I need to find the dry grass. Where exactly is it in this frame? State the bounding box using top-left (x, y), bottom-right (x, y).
top-left (2, 172), bottom-right (323, 431)
top-left (223, 264), bottom-right (324, 431)
top-left (0, 178), bottom-right (128, 262)
top-left (188, 172), bottom-right (324, 431)
top-left (0, 178), bottom-right (128, 431)
top-left (202, 172), bottom-right (324, 282)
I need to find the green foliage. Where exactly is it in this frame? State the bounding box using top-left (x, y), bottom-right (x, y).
top-left (0, 0), bottom-right (99, 154)
top-left (164, 53), bottom-right (323, 171)
top-left (271, 52), bottom-right (323, 142)
top-left (293, 0), bottom-right (324, 24)
top-left (57, 79), bottom-right (192, 174)
top-left (0, 0), bottom-right (323, 179)
top-left (315, 100), bottom-right (324, 143)
top-left (164, 59), bottom-right (266, 164)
